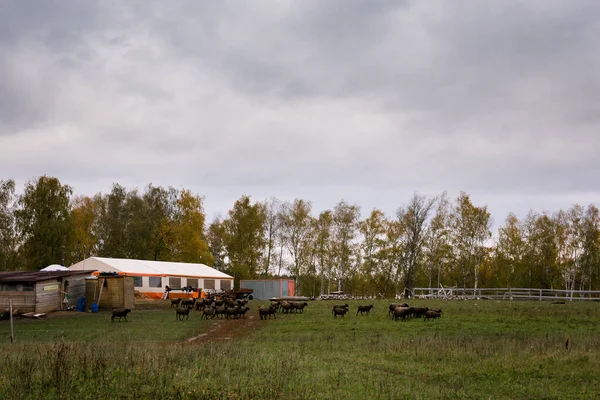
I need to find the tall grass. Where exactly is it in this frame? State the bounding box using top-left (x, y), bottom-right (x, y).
top-left (1, 300), bottom-right (599, 399)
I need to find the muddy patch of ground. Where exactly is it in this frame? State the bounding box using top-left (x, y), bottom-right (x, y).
top-left (186, 315), bottom-right (266, 343)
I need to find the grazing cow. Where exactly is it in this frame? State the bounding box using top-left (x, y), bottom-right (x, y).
top-left (170, 298), bottom-right (182, 308)
top-left (111, 308), bottom-right (132, 322)
top-left (195, 299), bottom-right (208, 311)
top-left (356, 304), bottom-right (374, 316)
top-left (332, 306), bottom-right (349, 318)
top-left (202, 307), bottom-right (216, 319)
top-left (226, 306), bottom-right (249, 319)
top-left (388, 303), bottom-right (409, 317)
top-left (412, 307), bottom-right (429, 318)
top-left (280, 302), bottom-right (294, 313)
top-left (357, 305), bottom-right (374, 315)
top-left (392, 307), bottom-right (409, 321)
top-left (424, 310), bottom-right (441, 321)
top-left (214, 305), bottom-right (227, 319)
top-left (292, 302), bottom-right (308, 313)
top-left (176, 307), bottom-right (191, 321)
top-left (259, 306), bottom-right (277, 320)
top-left (225, 299), bottom-right (237, 308)
top-left (239, 306), bottom-right (251, 318)
top-left (181, 298), bottom-right (197, 308)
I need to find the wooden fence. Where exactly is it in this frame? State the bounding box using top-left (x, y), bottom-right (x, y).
top-left (411, 287), bottom-right (600, 301)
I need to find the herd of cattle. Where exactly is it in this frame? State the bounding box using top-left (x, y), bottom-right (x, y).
top-left (108, 298), bottom-right (444, 323)
top-left (328, 302), bottom-right (442, 321)
top-left (170, 297), bottom-right (251, 320)
top-left (166, 297), bottom-right (444, 322)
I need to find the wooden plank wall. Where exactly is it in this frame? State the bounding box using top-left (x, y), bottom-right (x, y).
top-left (123, 277), bottom-right (135, 309)
top-left (35, 280), bottom-right (61, 313)
top-left (86, 277), bottom-right (135, 310)
top-left (0, 292), bottom-right (36, 313)
top-left (104, 278), bottom-right (124, 309)
top-left (85, 279), bottom-right (98, 311)
top-left (65, 276), bottom-right (87, 308)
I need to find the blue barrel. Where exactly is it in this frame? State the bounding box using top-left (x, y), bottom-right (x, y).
top-left (76, 297), bottom-right (86, 312)
top-left (91, 303), bottom-right (99, 313)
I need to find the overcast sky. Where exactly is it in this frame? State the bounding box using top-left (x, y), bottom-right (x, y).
top-left (1, 1), bottom-right (599, 228)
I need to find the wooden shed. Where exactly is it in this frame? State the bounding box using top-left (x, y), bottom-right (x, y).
top-left (0, 270), bottom-right (93, 314)
top-left (85, 275), bottom-right (135, 311)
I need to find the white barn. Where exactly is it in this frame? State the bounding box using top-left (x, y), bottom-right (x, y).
top-left (69, 257), bottom-right (233, 299)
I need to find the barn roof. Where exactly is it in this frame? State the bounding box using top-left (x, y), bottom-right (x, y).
top-left (0, 270), bottom-right (94, 283)
top-left (68, 257), bottom-right (233, 279)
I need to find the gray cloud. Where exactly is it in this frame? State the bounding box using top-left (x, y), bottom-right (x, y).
top-left (1, 1), bottom-right (599, 225)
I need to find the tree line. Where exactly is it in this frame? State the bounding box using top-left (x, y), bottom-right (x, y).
top-left (1, 176), bottom-right (599, 296)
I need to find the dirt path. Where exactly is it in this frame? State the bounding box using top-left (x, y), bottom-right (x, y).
top-left (186, 314), bottom-right (265, 343)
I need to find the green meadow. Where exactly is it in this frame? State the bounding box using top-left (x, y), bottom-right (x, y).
top-left (1, 299), bottom-right (599, 399)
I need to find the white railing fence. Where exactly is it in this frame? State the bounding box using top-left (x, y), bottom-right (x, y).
top-left (411, 287), bottom-right (600, 301)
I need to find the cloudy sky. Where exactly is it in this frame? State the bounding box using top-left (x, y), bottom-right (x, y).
top-left (1, 0), bottom-right (599, 228)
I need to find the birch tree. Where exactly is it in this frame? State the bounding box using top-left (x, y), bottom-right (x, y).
top-left (280, 199), bottom-right (313, 291)
top-left (375, 218), bottom-right (404, 297)
top-left (423, 194), bottom-right (452, 288)
top-left (580, 205), bottom-right (600, 290)
top-left (449, 192), bottom-right (491, 289)
top-left (523, 212), bottom-right (559, 288)
top-left (261, 197), bottom-right (283, 276)
top-left (397, 193), bottom-right (437, 297)
top-left (332, 200), bottom-right (360, 292)
top-left (314, 210), bottom-right (334, 294)
top-left (359, 209), bottom-right (386, 279)
top-left (495, 213), bottom-right (526, 288)
top-left (0, 179), bottom-right (18, 271)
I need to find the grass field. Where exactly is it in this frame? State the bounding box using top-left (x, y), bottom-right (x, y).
top-left (1, 299), bottom-right (599, 399)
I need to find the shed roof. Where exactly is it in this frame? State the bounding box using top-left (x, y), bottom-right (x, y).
top-left (0, 270), bottom-right (93, 283)
top-left (68, 257), bottom-right (233, 279)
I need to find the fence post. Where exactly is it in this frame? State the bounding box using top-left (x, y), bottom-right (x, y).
top-left (9, 299), bottom-right (14, 344)
top-left (539, 289), bottom-right (542, 301)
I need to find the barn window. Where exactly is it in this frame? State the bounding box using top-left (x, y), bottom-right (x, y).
top-left (149, 277), bottom-right (162, 288)
top-left (187, 278), bottom-right (198, 289)
top-left (221, 280), bottom-right (232, 290)
top-left (133, 276), bottom-right (143, 288)
top-left (204, 279), bottom-right (215, 290)
top-left (169, 277), bottom-right (181, 288)
top-left (0, 283), bottom-right (34, 291)
top-left (0, 283), bottom-right (19, 292)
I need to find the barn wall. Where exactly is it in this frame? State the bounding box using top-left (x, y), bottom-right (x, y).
top-left (35, 280), bottom-right (62, 313)
top-left (123, 277), bottom-right (135, 309)
top-left (104, 277), bottom-right (123, 309)
top-left (85, 279), bottom-right (99, 311)
top-left (0, 292), bottom-right (36, 313)
top-left (85, 277), bottom-right (135, 310)
top-left (65, 276), bottom-right (87, 308)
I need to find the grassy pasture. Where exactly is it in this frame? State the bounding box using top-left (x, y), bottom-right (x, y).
top-left (1, 299), bottom-right (599, 399)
